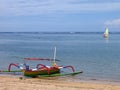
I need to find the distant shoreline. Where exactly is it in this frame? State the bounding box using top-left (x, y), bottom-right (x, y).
top-left (0, 32), bottom-right (120, 34)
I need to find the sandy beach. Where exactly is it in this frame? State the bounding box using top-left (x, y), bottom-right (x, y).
top-left (0, 76), bottom-right (119, 90)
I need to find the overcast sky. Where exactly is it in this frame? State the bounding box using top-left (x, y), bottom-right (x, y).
top-left (0, 0), bottom-right (120, 32)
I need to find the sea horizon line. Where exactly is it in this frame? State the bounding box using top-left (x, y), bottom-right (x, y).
top-left (0, 32), bottom-right (120, 34)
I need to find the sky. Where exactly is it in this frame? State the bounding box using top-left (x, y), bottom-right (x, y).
top-left (0, 0), bottom-right (120, 32)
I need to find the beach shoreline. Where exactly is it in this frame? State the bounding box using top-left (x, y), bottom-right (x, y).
top-left (0, 75), bottom-right (120, 90)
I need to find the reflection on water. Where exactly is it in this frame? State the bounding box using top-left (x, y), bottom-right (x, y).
top-left (104, 38), bottom-right (109, 43)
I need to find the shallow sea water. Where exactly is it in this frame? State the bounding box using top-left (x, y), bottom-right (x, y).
top-left (0, 32), bottom-right (120, 82)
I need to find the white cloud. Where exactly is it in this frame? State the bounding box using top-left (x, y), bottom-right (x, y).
top-left (105, 19), bottom-right (120, 27)
top-left (0, 0), bottom-right (120, 16)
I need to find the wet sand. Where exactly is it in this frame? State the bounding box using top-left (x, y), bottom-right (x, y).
top-left (0, 76), bottom-right (120, 90)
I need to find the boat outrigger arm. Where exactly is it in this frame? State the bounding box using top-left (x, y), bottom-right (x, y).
top-left (6, 62), bottom-right (83, 77)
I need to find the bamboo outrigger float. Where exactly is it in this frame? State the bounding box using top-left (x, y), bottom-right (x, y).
top-left (0, 47), bottom-right (83, 77)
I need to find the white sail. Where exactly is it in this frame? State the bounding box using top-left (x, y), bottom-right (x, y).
top-left (104, 27), bottom-right (109, 38)
top-left (104, 27), bottom-right (109, 34)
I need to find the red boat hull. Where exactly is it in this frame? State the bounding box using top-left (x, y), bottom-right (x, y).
top-left (23, 67), bottom-right (60, 77)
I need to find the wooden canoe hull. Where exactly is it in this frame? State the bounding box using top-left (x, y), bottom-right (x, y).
top-left (23, 67), bottom-right (60, 77)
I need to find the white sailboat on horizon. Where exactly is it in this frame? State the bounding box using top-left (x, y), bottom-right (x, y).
top-left (103, 27), bottom-right (109, 38)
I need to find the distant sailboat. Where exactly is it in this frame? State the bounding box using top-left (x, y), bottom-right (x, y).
top-left (103, 27), bottom-right (109, 38)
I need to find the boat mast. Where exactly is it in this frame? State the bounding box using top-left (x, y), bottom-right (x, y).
top-left (53, 46), bottom-right (57, 66)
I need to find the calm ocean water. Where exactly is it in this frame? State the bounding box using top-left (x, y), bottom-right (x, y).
top-left (0, 32), bottom-right (120, 82)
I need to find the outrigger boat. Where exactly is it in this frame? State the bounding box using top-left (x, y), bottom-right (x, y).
top-left (0, 47), bottom-right (83, 77)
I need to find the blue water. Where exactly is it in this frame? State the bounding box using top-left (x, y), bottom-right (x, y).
top-left (0, 32), bottom-right (120, 82)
